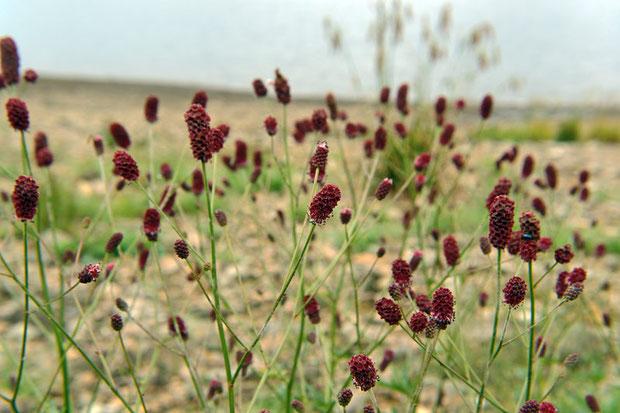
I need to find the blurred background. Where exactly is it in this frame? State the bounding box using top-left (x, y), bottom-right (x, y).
top-left (3, 0), bottom-right (620, 105)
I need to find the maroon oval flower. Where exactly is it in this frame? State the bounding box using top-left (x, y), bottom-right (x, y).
top-left (184, 103), bottom-right (212, 162)
top-left (303, 295), bottom-right (321, 324)
top-left (110, 314), bottom-right (124, 331)
top-left (12, 175), bottom-right (39, 221)
top-left (442, 235), bottom-right (459, 266)
top-left (439, 123), bottom-right (455, 145)
top-left (109, 122), bottom-right (131, 148)
top-left (340, 207), bottom-right (352, 224)
top-left (174, 239), bottom-right (190, 259)
top-left (1, 36), bottom-right (20, 85)
top-left (168, 315), bottom-right (189, 340)
top-left (24, 69), bottom-right (37, 83)
top-left (337, 388), bottom-right (353, 407)
top-left (396, 83), bottom-right (409, 115)
top-left (35, 147), bottom-right (53, 167)
top-left (567, 267), bottom-right (587, 284)
top-left (144, 94), bottom-right (159, 123)
top-left (379, 86), bottom-right (390, 103)
top-left (78, 263), bottom-right (101, 284)
top-left (374, 126), bottom-right (387, 150)
top-left (503, 276), bottom-right (526, 308)
top-left (522, 155), bottom-right (534, 179)
top-left (409, 311), bottom-right (428, 333)
top-left (274, 69), bottom-right (291, 104)
top-left (394, 122), bottom-right (407, 138)
top-left (5, 97), bottom-right (29, 131)
top-left (308, 184), bottom-right (341, 225)
top-left (519, 400), bottom-right (539, 413)
top-left (480, 94), bottom-right (493, 119)
top-left (431, 287), bottom-right (455, 329)
top-left (375, 297), bottom-right (402, 325)
top-left (309, 141), bottom-right (329, 183)
top-left (374, 178), bottom-right (393, 200)
top-left (113, 150), bottom-right (140, 181)
top-left (105, 232), bottom-right (123, 254)
top-left (252, 79), bottom-right (267, 97)
top-left (488, 195), bottom-right (515, 249)
top-left (485, 177), bottom-right (512, 210)
top-left (416, 294), bottom-right (432, 313)
top-left (143, 208), bottom-right (160, 241)
top-left (545, 164), bottom-right (558, 189)
top-left (192, 168), bottom-right (204, 195)
top-left (414, 153), bottom-right (431, 171)
top-left (539, 401), bottom-right (557, 413)
top-left (519, 240), bottom-right (538, 262)
top-left (519, 210), bottom-right (540, 241)
top-left (434, 96), bottom-right (447, 117)
top-left (392, 258), bottom-right (411, 287)
top-left (349, 354), bottom-right (378, 391)
top-left (192, 90), bottom-right (208, 108)
top-left (264, 115), bottom-right (278, 136)
top-left (479, 236), bottom-right (492, 255)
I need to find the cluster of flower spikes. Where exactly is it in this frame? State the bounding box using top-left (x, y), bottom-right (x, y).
top-left (33, 131), bottom-right (53, 167)
top-left (184, 103), bottom-right (225, 163)
top-left (556, 267), bottom-right (587, 301)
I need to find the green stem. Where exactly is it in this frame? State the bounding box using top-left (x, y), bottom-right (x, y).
top-left (281, 105), bottom-right (298, 246)
top-left (335, 128), bottom-right (357, 210)
top-left (533, 262), bottom-right (558, 288)
top-left (285, 281), bottom-right (306, 411)
top-left (119, 333), bottom-right (147, 412)
top-left (526, 261), bottom-right (535, 400)
top-left (20, 130), bottom-right (33, 176)
top-left (410, 335), bottom-right (438, 412)
top-left (201, 161), bottom-right (235, 412)
top-left (345, 227), bottom-right (362, 352)
top-left (488, 250), bottom-right (502, 359)
top-left (11, 222), bottom-right (30, 410)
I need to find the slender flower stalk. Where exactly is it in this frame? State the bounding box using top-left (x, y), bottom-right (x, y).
top-left (526, 261), bottom-right (536, 400)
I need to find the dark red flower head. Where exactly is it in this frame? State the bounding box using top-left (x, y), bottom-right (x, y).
top-left (539, 402), bottom-right (557, 413)
top-left (93, 135), bottom-right (104, 156)
top-left (507, 231), bottom-right (523, 255)
top-left (439, 123), bottom-right (455, 145)
top-left (326, 92), bottom-right (338, 120)
top-left (345, 122), bottom-right (358, 138)
top-left (143, 208), bottom-right (160, 241)
top-left (442, 235), bottom-right (459, 266)
top-left (519, 240), bottom-right (538, 262)
top-left (537, 237), bottom-right (552, 251)
top-left (409, 311), bottom-right (428, 333)
top-left (340, 207), bottom-right (352, 224)
top-left (264, 115), bottom-right (278, 136)
top-left (174, 239), bottom-right (190, 259)
top-left (113, 150), bottom-right (139, 181)
top-left (311, 108), bottom-right (328, 132)
top-left (379, 86), bottom-right (390, 103)
top-left (191, 168), bottom-right (204, 195)
top-left (519, 400), bottom-right (539, 413)
top-left (391, 258), bottom-right (412, 287)
top-left (567, 267), bottom-right (587, 284)
top-left (522, 155), bottom-right (534, 179)
top-left (144, 95), bottom-right (159, 123)
top-left (252, 79), bottom-right (267, 97)
top-left (349, 354), bottom-right (378, 391)
top-left (303, 295), bottom-right (321, 324)
top-left (33, 131), bottom-right (48, 152)
top-left (388, 282), bottom-right (406, 301)
top-left (192, 90), bottom-right (208, 108)
top-left (35, 147), bottom-right (53, 167)
top-left (184, 103), bottom-right (212, 162)
top-left (234, 140), bottom-right (248, 168)
top-left (375, 297), bottom-right (402, 325)
top-left (555, 271), bottom-right (569, 298)
top-left (409, 250), bottom-right (423, 271)
top-left (12, 175), bottom-right (39, 221)
top-left (579, 169), bottom-right (589, 184)
top-left (160, 163), bottom-right (172, 180)
top-left (110, 314), bottom-right (124, 331)
top-left (5, 97), bottom-right (29, 131)
top-left (488, 195), bottom-right (514, 249)
top-left (274, 69), bottom-right (291, 104)
top-left (1, 37), bottom-right (20, 85)
top-left (78, 263), bottom-right (101, 284)
top-left (109, 122), bottom-right (131, 148)
top-left (479, 236), bottom-right (492, 255)
top-left (503, 276), bottom-right (526, 308)
top-left (374, 126), bottom-right (387, 150)
top-left (554, 244), bottom-right (574, 264)
top-left (214, 209), bottom-right (228, 227)
top-left (434, 96), bottom-right (447, 117)
top-left (309, 141), bottom-right (329, 183)
top-left (414, 152), bottom-right (431, 171)
top-left (105, 232), bottom-right (123, 254)
top-left (545, 164), bottom-right (557, 189)
top-left (24, 69), bottom-right (37, 83)
top-left (519, 210), bottom-right (540, 241)
top-left (168, 315), bottom-right (189, 340)
top-left (564, 282), bottom-right (584, 301)
top-left (455, 98), bottom-right (465, 110)
top-left (486, 177), bottom-right (512, 210)
top-left (585, 395), bottom-right (600, 412)
top-left (396, 83), bottom-right (409, 115)
top-left (431, 287), bottom-right (455, 329)
top-left (337, 388), bottom-right (353, 407)
top-left (308, 184), bottom-right (341, 225)
top-left (416, 294), bottom-right (432, 313)
top-left (207, 379), bottom-right (223, 400)
top-left (480, 94), bottom-right (493, 119)
top-left (532, 197), bottom-right (546, 216)
top-left (375, 178), bottom-right (392, 200)
top-left (394, 122), bottom-right (407, 138)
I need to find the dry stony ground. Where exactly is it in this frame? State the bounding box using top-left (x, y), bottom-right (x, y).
top-left (0, 78), bottom-right (618, 412)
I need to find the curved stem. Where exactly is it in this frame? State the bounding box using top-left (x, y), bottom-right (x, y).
top-left (119, 333), bottom-right (147, 412)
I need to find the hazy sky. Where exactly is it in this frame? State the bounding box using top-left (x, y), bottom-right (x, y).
top-left (2, 0), bottom-right (619, 103)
